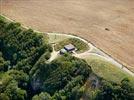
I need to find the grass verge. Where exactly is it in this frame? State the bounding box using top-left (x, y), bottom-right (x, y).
top-left (85, 55), bottom-right (134, 86)
top-left (48, 33), bottom-right (70, 44)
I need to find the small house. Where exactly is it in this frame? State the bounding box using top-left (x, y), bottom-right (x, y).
top-left (64, 44), bottom-right (75, 52)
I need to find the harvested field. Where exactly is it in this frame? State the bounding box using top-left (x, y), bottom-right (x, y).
top-left (1, 0), bottom-right (134, 72)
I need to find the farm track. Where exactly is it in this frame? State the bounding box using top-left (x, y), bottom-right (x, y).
top-left (1, 0), bottom-right (134, 72)
top-left (47, 33), bottom-right (134, 76)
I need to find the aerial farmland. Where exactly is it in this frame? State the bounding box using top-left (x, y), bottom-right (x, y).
top-left (1, 0), bottom-right (134, 72)
top-left (0, 0), bottom-right (134, 99)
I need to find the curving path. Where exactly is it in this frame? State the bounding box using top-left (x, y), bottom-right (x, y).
top-left (47, 33), bottom-right (134, 76)
top-left (2, 15), bottom-right (133, 76)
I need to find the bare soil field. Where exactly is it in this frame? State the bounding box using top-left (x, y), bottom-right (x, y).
top-left (1, 0), bottom-right (134, 72)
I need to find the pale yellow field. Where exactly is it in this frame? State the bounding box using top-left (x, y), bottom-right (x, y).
top-left (1, 0), bottom-right (134, 72)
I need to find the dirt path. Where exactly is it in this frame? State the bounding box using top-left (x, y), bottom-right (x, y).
top-left (48, 44), bottom-right (59, 62)
top-left (75, 53), bottom-right (134, 76)
top-left (47, 33), bottom-right (134, 76)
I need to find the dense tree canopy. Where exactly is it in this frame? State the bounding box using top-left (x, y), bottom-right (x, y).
top-left (0, 52), bottom-right (10, 72)
top-left (30, 54), bottom-right (92, 98)
top-left (95, 78), bottom-right (134, 100)
top-left (0, 16), bottom-right (52, 73)
top-left (0, 70), bottom-right (28, 100)
top-left (0, 16), bottom-right (52, 99)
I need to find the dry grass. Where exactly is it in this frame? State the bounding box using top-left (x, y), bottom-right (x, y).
top-left (48, 33), bottom-right (70, 44)
top-left (85, 55), bottom-right (134, 86)
top-left (1, 0), bottom-right (134, 72)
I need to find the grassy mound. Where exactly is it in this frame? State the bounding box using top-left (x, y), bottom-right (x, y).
top-left (54, 38), bottom-right (89, 53)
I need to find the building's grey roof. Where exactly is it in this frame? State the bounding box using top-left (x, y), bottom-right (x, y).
top-left (64, 44), bottom-right (75, 51)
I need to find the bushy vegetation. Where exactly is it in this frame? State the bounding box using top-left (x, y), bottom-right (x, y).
top-left (85, 55), bottom-right (134, 86)
top-left (30, 54), bottom-right (92, 99)
top-left (0, 15), bottom-right (133, 100)
top-left (0, 52), bottom-right (10, 72)
top-left (0, 16), bottom-right (52, 73)
top-left (0, 16), bottom-right (51, 99)
top-left (83, 78), bottom-right (134, 100)
top-left (54, 38), bottom-right (89, 53)
top-left (95, 78), bottom-right (134, 100)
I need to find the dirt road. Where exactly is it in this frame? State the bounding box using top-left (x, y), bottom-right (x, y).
top-left (47, 33), bottom-right (134, 76)
top-left (1, 0), bottom-right (134, 72)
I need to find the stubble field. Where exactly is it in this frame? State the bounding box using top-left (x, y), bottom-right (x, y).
top-left (1, 0), bottom-right (134, 72)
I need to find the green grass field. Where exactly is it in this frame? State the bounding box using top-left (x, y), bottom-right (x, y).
top-left (0, 15), bottom-right (6, 21)
top-left (54, 38), bottom-right (89, 53)
top-left (85, 55), bottom-right (134, 86)
top-left (48, 33), bottom-right (70, 44)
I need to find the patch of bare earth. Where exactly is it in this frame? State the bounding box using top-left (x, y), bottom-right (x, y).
top-left (1, 0), bottom-right (134, 72)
